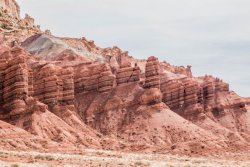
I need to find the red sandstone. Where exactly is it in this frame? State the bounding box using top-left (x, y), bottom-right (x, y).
top-left (0, 0), bottom-right (250, 164)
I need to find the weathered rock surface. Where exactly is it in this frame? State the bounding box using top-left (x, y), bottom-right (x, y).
top-left (74, 63), bottom-right (115, 94)
top-left (0, 120), bottom-right (48, 150)
top-left (0, 2), bottom-right (40, 47)
top-left (116, 64), bottom-right (140, 85)
top-left (1, 41), bottom-right (250, 156)
top-left (22, 34), bottom-right (105, 62)
top-left (161, 79), bottom-right (185, 109)
top-left (0, 0), bottom-right (250, 159)
top-left (3, 55), bottom-right (28, 112)
top-left (144, 56), bottom-right (160, 89)
top-left (0, 0), bottom-right (20, 19)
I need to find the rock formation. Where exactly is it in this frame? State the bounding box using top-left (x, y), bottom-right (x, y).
top-left (161, 79), bottom-right (185, 109)
top-left (116, 63), bottom-right (140, 85)
top-left (1, 36), bottom-right (249, 157)
top-left (0, 0), bottom-right (20, 19)
top-left (59, 68), bottom-right (75, 107)
top-left (0, 0), bottom-right (250, 159)
top-left (74, 63), bottom-right (115, 94)
top-left (0, 47), bottom-right (28, 117)
top-left (31, 63), bottom-right (76, 111)
top-left (0, 2), bottom-right (40, 47)
top-left (144, 56), bottom-right (160, 89)
top-left (202, 80), bottom-right (215, 108)
top-left (183, 78), bottom-right (200, 107)
top-left (98, 65), bottom-right (115, 93)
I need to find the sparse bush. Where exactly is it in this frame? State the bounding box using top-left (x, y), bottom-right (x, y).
top-left (11, 164), bottom-right (19, 167)
top-left (34, 154), bottom-right (44, 160)
top-left (134, 161), bottom-right (143, 166)
top-left (171, 145), bottom-right (176, 150)
top-left (45, 155), bottom-right (55, 161)
top-left (1, 23), bottom-right (8, 29)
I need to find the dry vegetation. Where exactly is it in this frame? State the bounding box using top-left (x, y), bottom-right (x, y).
top-left (0, 149), bottom-right (250, 167)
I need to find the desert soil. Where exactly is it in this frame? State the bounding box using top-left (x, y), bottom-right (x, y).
top-left (0, 149), bottom-right (250, 167)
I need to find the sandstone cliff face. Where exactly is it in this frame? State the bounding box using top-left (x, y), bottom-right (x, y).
top-left (3, 55), bottom-right (28, 114)
top-left (161, 80), bottom-right (185, 109)
top-left (0, 0), bottom-right (20, 19)
top-left (116, 64), bottom-right (140, 85)
top-left (183, 78), bottom-right (200, 107)
top-left (0, 0), bottom-right (250, 157)
top-left (144, 56), bottom-right (160, 89)
top-left (0, 46), bottom-right (103, 149)
top-left (0, 3), bottom-right (40, 47)
top-left (202, 80), bottom-right (215, 109)
top-left (74, 63), bottom-right (115, 94)
top-left (98, 65), bottom-right (115, 92)
top-left (0, 47), bottom-right (28, 116)
top-left (0, 43), bottom-right (249, 155)
top-left (31, 63), bottom-right (76, 111)
top-left (160, 62), bottom-right (193, 77)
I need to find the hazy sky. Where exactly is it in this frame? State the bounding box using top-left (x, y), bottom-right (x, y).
top-left (17, 0), bottom-right (250, 97)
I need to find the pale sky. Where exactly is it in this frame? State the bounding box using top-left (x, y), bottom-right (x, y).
top-left (17, 0), bottom-right (250, 97)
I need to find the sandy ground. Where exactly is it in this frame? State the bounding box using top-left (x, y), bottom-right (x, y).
top-left (0, 149), bottom-right (250, 167)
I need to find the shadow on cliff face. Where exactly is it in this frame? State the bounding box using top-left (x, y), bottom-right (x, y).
top-left (74, 83), bottom-right (244, 154)
top-left (0, 45), bottom-right (249, 156)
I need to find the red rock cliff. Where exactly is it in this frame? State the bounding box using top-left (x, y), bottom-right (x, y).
top-left (0, 0), bottom-right (20, 19)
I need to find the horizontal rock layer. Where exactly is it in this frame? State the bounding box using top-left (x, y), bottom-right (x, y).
top-left (74, 63), bottom-right (115, 94)
top-left (2, 55), bottom-right (28, 112)
top-left (116, 65), bottom-right (140, 85)
top-left (144, 56), bottom-right (160, 89)
top-left (31, 63), bottom-right (75, 110)
top-left (0, 47), bottom-right (246, 120)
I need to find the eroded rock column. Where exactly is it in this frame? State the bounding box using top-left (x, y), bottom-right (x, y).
top-left (59, 68), bottom-right (75, 109)
top-left (202, 81), bottom-right (215, 108)
top-left (161, 80), bottom-right (185, 109)
top-left (3, 55), bottom-right (28, 113)
top-left (98, 65), bottom-right (115, 93)
top-left (183, 78), bottom-right (199, 107)
top-left (33, 64), bottom-right (61, 108)
top-left (116, 63), bottom-right (140, 86)
top-left (144, 56), bottom-right (160, 89)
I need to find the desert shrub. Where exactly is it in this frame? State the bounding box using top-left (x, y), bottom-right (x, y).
top-left (171, 145), bottom-right (177, 150)
top-left (134, 161), bottom-right (143, 166)
top-left (34, 155), bottom-right (44, 160)
top-left (1, 23), bottom-right (8, 29)
top-left (11, 164), bottom-right (19, 167)
top-left (45, 155), bottom-right (55, 161)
